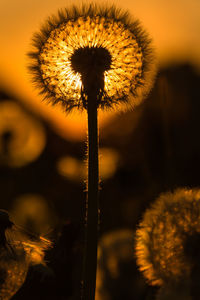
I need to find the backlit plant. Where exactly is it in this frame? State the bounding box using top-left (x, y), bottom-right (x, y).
top-left (28, 3), bottom-right (156, 299)
top-left (0, 210), bottom-right (51, 300)
top-left (135, 188), bottom-right (200, 294)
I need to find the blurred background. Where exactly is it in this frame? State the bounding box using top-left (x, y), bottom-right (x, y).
top-left (0, 0), bottom-right (200, 299)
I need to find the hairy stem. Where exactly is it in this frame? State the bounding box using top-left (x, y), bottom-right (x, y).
top-left (82, 92), bottom-right (99, 300)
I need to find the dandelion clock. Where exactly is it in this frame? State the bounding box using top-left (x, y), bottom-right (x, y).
top-left (29, 4), bottom-right (156, 299)
top-left (0, 210), bottom-right (51, 300)
top-left (135, 188), bottom-right (200, 300)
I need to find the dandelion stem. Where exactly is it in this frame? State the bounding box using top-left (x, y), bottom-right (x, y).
top-left (83, 91), bottom-right (99, 300)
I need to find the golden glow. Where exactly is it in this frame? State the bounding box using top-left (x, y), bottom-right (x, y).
top-left (0, 101), bottom-right (46, 167)
top-left (1, 226), bottom-right (50, 299)
top-left (22, 237), bottom-right (51, 265)
top-left (11, 194), bottom-right (54, 236)
top-left (96, 230), bottom-right (134, 300)
top-left (1, 0), bottom-right (200, 140)
top-left (57, 155), bottom-right (84, 181)
top-left (57, 147), bottom-right (119, 181)
top-left (99, 148), bottom-right (119, 180)
top-left (38, 12), bottom-right (146, 110)
top-left (6, 224), bottom-right (51, 266)
top-left (0, 258), bottom-right (28, 300)
top-left (0, 211), bottom-right (51, 300)
top-left (135, 188), bottom-right (200, 286)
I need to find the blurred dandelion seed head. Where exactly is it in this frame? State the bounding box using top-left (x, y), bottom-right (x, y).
top-left (29, 3), bottom-right (156, 111)
top-left (11, 194), bottom-right (55, 236)
top-left (0, 101), bottom-right (46, 167)
top-left (135, 188), bottom-right (200, 286)
top-left (57, 147), bottom-right (119, 181)
top-left (96, 229), bottom-right (135, 300)
top-left (0, 211), bottom-right (51, 300)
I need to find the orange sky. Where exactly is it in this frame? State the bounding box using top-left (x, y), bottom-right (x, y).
top-left (0, 0), bottom-right (200, 140)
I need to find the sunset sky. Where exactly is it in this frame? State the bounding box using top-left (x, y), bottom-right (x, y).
top-left (0, 0), bottom-right (200, 140)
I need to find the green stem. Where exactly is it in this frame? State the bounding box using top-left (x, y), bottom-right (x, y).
top-left (82, 91), bottom-right (99, 300)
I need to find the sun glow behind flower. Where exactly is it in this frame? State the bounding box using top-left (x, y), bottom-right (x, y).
top-left (39, 17), bottom-right (142, 106)
top-left (0, 0), bottom-right (199, 140)
top-left (29, 4), bottom-right (155, 112)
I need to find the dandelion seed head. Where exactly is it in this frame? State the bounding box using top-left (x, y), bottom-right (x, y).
top-left (21, 236), bottom-right (52, 265)
top-left (0, 101), bottom-right (46, 167)
top-left (135, 188), bottom-right (200, 286)
top-left (0, 211), bottom-right (51, 300)
top-left (29, 4), bottom-right (156, 111)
